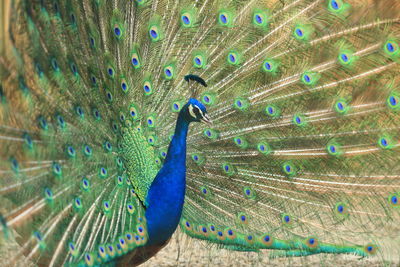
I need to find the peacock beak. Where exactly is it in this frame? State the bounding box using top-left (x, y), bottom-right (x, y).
top-left (201, 114), bottom-right (212, 125)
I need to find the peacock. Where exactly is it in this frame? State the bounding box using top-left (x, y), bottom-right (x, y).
top-left (0, 0), bottom-right (400, 266)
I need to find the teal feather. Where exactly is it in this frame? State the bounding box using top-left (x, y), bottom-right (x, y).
top-left (0, 0), bottom-right (400, 266)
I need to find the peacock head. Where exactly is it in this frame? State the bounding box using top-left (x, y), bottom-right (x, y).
top-left (182, 98), bottom-right (211, 124)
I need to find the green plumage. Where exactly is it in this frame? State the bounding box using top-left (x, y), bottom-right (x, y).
top-left (0, 0), bottom-right (400, 266)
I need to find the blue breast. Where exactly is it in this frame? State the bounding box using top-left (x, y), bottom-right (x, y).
top-left (145, 113), bottom-right (189, 245)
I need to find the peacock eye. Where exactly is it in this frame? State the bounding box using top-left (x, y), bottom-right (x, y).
top-left (188, 104), bottom-right (200, 119)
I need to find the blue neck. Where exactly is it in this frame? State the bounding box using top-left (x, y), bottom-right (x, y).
top-left (165, 112), bottom-right (190, 163)
top-left (145, 112), bottom-right (190, 245)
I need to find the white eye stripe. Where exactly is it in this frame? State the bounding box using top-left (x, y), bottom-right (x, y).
top-left (188, 104), bottom-right (196, 118)
top-left (195, 105), bottom-right (204, 117)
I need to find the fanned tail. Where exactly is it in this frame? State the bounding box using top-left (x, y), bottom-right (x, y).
top-left (0, 0), bottom-right (400, 265)
top-left (173, 0), bottom-right (400, 261)
top-left (0, 0), bottom-right (164, 265)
